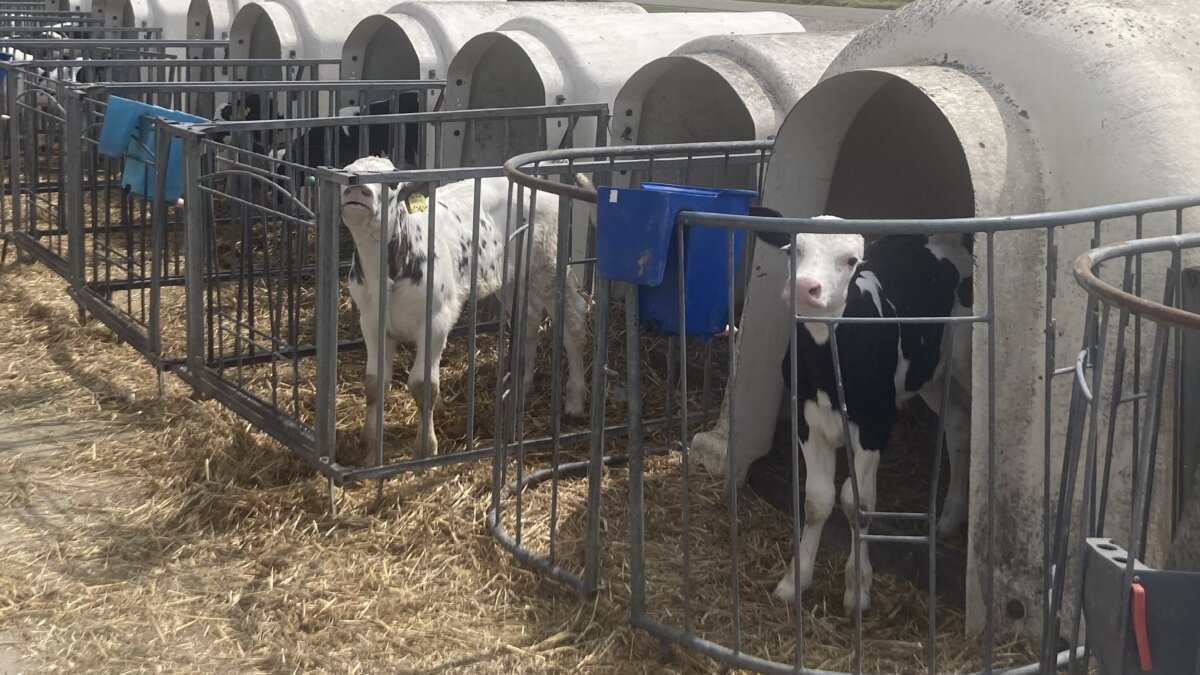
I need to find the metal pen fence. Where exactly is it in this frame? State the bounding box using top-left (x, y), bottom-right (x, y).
top-left (165, 102), bottom-right (610, 495)
top-left (503, 142), bottom-right (1199, 673)
top-left (0, 3), bottom-right (71, 15)
top-left (495, 141), bottom-right (771, 594)
top-left (0, 14), bottom-right (102, 34)
top-left (1050, 231), bottom-right (1200, 674)
top-left (62, 78), bottom-right (442, 373)
top-left (1, 39), bottom-right (230, 267)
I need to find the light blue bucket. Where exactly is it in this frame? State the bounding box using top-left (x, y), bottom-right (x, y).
top-left (98, 96), bottom-right (208, 202)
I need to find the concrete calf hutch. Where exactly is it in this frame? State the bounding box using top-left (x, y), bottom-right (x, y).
top-left (612, 30), bottom-right (855, 189)
top-left (94, 0), bottom-right (189, 38)
top-left (441, 11), bottom-right (803, 169)
top-left (187, 0), bottom-right (236, 40)
top-left (57, 0), bottom-right (90, 13)
top-left (690, 0), bottom-right (1200, 643)
top-left (340, 1), bottom-right (644, 104)
top-left (227, 0), bottom-right (441, 84)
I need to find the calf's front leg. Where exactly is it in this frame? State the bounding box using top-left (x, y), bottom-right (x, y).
top-left (361, 309), bottom-right (397, 463)
top-left (408, 311), bottom-right (451, 456)
top-left (775, 417), bottom-right (837, 602)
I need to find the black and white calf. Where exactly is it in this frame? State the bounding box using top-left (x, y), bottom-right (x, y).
top-left (274, 96), bottom-right (421, 174)
top-left (215, 93), bottom-right (281, 153)
top-left (339, 156), bottom-right (588, 455)
top-left (757, 215), bottom-right (972, 613)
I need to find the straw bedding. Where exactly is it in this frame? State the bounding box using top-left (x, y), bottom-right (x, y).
top-left (0, 212), bottom-right (1041, 674)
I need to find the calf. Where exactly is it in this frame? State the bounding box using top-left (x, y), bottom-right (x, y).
top-left (215, 93), bottom-right (279, 154)
top-left (273, 96), bottom-right (420, 175)
top-left (756, 213), bottom-right (972, 613)
top-left (339, 155), bottom-right (588, 456)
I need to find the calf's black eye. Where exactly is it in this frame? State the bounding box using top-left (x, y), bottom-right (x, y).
top-left (847, 257), bottom-right (859, 267)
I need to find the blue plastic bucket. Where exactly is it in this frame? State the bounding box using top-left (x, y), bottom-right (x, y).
top-left (595, 181), bottom-right (756, 337)
top-left (97, 96), bottom-right (208, 202)
top-left (0, 53), bottom-right (14, 84)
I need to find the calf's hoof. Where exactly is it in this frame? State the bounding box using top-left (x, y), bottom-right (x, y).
top-left (412, 434), bottom-right (439, 456)
top-left (688, 430), bottom-right (729, 477)
top-left (564, 390), bottom-right (586, 419)
top-left (773, 576), bottom-right (797, 603)
top-left (936, 513), bottom-right (965, 538)
top-left (843, 588), bottom-right (871, 615)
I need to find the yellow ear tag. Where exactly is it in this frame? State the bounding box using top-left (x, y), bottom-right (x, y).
top-left (406, 193), bottom-right (428, 213)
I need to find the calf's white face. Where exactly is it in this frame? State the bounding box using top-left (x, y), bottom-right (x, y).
top-left (340, 156), bottom-right (400, 231)
top-left (780, 221), bottom-right (864, 318)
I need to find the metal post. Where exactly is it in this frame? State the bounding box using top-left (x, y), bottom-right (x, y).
top-left (313, 172), bottom-right (341, 468)
top-left (148, 118), bottom-right (169, 367)
top-left (182, 131), bottom-right (205, 375)
top-left (62, 82), bottom-right (83, 295)
top-left (7, 67), bottom-right (21, 245)
top-left (1180, 267), bottom-right (1200, 513)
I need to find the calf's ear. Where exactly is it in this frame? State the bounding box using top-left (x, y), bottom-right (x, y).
top-left (749, 206), bottom-right (794, 249)
top-left (398, 181), bottom-right (429, 200)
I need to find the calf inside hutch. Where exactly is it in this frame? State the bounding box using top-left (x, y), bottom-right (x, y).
top-left (488, 142), bottom-right (1051, 674)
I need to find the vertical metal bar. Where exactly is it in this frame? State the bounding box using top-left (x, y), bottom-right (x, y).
top-left (1097, 258), bottom-right (1137, 537)
top-left (546, 180), bottom-right (569, 566)
top-left (984, 228), bottom-right (997, 670)
top-left (148, 119), bottom-right (169, 366)
top-left (927, 325), bottom-right (956, 675)
top-left (584, 275), bottom-right (610, 592)
top-left (787, 239), bottom-right (804, 671)
top-left (1182, 264), bottom-right (1200, 516)
top-left (1113, 289), bottom-right (1174, 670)
top-left (626, 281), bottom-right (647, 621)
top-left (374, 178), bottom-right (389, 469)
top-left (675, 220), bottom-right (692, 634)
top-left (8, 70), bottom-right (21, 252)
top-left (1171, 210), bottom-right (1187, 534)
top-left (465, 177), bottom-right (482, 457)
top-left (491, 180), bottom-right (516, 551)
top-left (1042, 304), bottom-right (1097, 666)
top-left (1138, 263), bottom-right (1180, 556)
top-left (420, 182), bottom-right (437, 459)
top-left (827, 323), bottom-right (863, 673)
top-left (182, 132), bottom-right (205, 374)
top-left (725, 226), bottom-right (743, 655)
top-left (314, 169), bottom-right (341, 469)
top-left (509, 182), bottom-right (527, 546)
top-left (62, 82), bottom-right (82, 296)
top-left (1065, 298), bottom-right (1113, 673)
top-left (1041, 224), bottom-right (1058, 649)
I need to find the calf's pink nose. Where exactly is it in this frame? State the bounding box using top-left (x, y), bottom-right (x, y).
top-left (343, 185), bottom-right (371, 200)
top-left (795, 277), bottom-right (822, 302)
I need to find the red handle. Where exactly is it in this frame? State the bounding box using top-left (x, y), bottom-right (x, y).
top-left (1131, 580), bottom-right (1152, 671)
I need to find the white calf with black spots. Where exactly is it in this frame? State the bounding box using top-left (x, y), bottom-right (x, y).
top-left (757, 214), bottom-right (972, 613)
top-left (339, 156), bottom-right (588, 457)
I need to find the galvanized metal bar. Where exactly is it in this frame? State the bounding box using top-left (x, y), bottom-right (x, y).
top-left (61, 77), bottom-right (82, 294)
top-left (1181, 266), bottom-right (1200, 515)
top-left (626, 282), bottom-right (648, 621)
top-left (1074, 232), bottom-right (1200, 332)
top-left (313, 162), bottom-right (341, 467)
top-left (583, 275), bottom-right (611, 593)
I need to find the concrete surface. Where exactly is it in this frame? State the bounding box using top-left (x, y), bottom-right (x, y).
top-left (637, 0), bottom-right (889, 30)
